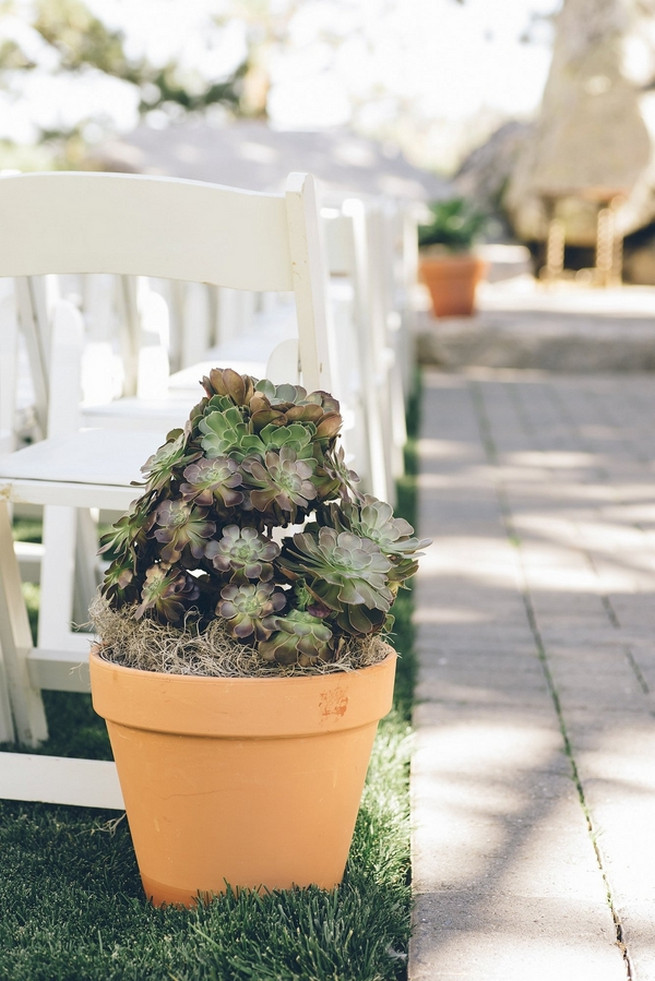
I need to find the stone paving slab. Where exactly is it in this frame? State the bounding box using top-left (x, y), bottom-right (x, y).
top-left (410, 368), bottom-right (655, 980)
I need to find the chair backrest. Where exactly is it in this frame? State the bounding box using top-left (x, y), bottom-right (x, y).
top-left (0, 170), bottom-right (333, 395)
top-left (322, 198), bottom-right (403, 503)
top-left (0, 171), bottom-right (337, 802)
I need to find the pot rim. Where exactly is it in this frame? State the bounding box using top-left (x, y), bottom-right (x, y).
top-left (89, 646), bottom-right (397, 738)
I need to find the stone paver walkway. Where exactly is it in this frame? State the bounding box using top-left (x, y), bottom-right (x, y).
top-left (410, 368), bottom-right (655, 979)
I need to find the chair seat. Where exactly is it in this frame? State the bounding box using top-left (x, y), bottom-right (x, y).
top-left (0, 429), bottom-right (156, 509)
top-left (168, 359), bottom-right (268, 391)
top-left (168, 305), bottom-right (297, 391)
top-left (82, 394), bottom-right (199, 435)
top-left (0, 168), bottom-right (338, 803)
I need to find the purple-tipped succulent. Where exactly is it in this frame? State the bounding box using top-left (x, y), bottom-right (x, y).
top-left (180, 456), bottom-right (244, 510)
top-left (134, 564), bottom-right (200, 622)
top-left (242, 447), bottom-right (318, 522)
top-left (153, 499), bottom-right (216, 564)
top-left (259, 609), bottom-right (334, 666)
top-left (204, 525), bottom-right (279, 582)
top-left (217, 582), bottom-right (286, 641)
top-left (98, 367), bottom-right (428, 665)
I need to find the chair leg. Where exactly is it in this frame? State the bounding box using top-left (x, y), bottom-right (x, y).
top-left (0, 642), bottom-right (16, 743)
top-left (73, 509), bottom-right (101, 629)
top-left (37, 505), bottom-right (91, 653)
top-left (0, 500), bottom-right (48, 746)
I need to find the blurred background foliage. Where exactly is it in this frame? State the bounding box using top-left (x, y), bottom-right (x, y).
top-left (0, 0), bottom-right (559, 173)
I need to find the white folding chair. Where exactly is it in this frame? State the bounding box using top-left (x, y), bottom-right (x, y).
top-left (323, 196), bottom-right (415, 505)
top-left (163, 197), bottom-right (411, 507)
top-left (321, 201), bottom-right (393, 503)
top-left (0, 169), bottom-right (334, 808)
top-left (364, 200), bottom-right (410, 491)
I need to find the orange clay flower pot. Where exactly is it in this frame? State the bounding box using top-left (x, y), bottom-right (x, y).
top-left (419, 253), bottom-right (488, 317)
top-left (89, 647), bottom-right (396, 907)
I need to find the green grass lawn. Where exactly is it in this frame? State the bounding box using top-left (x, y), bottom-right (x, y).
top-left (1, 385), bottom-right (420, 981)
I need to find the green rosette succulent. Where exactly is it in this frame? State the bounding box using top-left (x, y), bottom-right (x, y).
top-left (259, 609), bottom-right (334, 666)
top-left (204, 525), bottom-right (279, 582)
top-left (278, 527), bottom-right (394, 635)
top-left (134, 564), bottom-right (201, 622)
top-left (180, 456), bottom-right (244, 510)
top-left (241, 447), bottom-right (318, 523)
top-left (140, 430), bottom-right (200, 491)
top-left (153, 499), bottom-right (216, 564)
top-left (217, 582), bottom-right (286, 641)
top-left (198, 405), bottom-right (250, 460)
top-left (240, 421), bottom-right (315, 461)
top-left (325, 496), bottom-right (429, 583)
top-left (97, 367), bottom-right (429, 666)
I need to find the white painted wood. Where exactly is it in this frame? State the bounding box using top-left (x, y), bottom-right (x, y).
top-left (215, 287), bottom-right (257, 346)
top-left (323, 201), bottom-right (394, 503)
top-left (363, 201), bottom-right (413, 504)
top-left (0, 286), bottom-right (19, 453)
top-left (73, 509), bottom-right (103, 629)
top-left (37, 505), bottom-right (78, 652)
top-left (177, 282), bottom-right (212, 369)
top-left (14, 277), bottom-right (48, 440)
top-left (166, 298), bottom-right (298, 391)
top-left (45, 300), bottom-right (83, 438)
top-left (265, 337), bottom-right (301, 384)
top-left (0, 172), bottom-right (295, 291)
top-left (0, 168), bottom-right (338, 809)
top-left (284, 173), bottom-right (333, 394)
top-left (0, 500), bottom-right (49, 746)
top-left (27, 647), bottom-right (91, 692)
top-left (0, 429), bottom-right (155, 487)
top-left (136, 287), bottom-right (170, 400)
top-left (81, 394), bottom-right (197, 437)
top-left (0, 477), bottom-right (139, 512)
top-left (0, 753), bottom-right (124, 809)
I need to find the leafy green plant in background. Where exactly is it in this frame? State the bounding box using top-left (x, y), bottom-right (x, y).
top-left (418, 195), bottom-right (488, 253)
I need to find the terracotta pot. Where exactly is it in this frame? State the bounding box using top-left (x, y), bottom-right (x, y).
top-left (419, 252), bottom-right (487, 317)
top-left (89, 647), bottom-right (396, 907)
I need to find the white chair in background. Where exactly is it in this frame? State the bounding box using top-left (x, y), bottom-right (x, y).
top-left (364, 200), bottom-right (410, 490)
top-left (164, 196), bottom-right (414, 506)
top-left (325, 195), bottom-right (415, 505)
top-left (0, 169), bottom-right (334, 808)
top-left (321, 200), bottom-right (395, 504)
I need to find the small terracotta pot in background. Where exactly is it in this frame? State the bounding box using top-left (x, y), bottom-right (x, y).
top-left (89, 647), bottom-right (396, 907)
top-left (419, 253), bottom-right (488, 317)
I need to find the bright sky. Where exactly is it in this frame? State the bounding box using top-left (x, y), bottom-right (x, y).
top-left (269, 0), bottom-right (562, 127)
top-left (2, 0), bottom-right (562, 147)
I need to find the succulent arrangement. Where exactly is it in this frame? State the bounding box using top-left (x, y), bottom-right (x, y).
top-left (418, 196), bottom-right (488, 252)
top-left (95, 368), bottom-right (427, 671)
